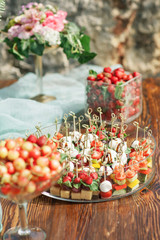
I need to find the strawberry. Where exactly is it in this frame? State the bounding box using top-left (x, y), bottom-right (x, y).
top-left (63, 176), bottom-right (72, 183)
top-left (74, 177), bottom-right (81, 184)
top-left (90, 172), bottom-right (98, 180)
top-left (91, 151), bottom-right (102, 160)
top-left (84, 176), bottom-right (93, 185)
top-left (78, 171), bottom-right (88, 181)
top-left (68, 172), bottom-right (74, 179)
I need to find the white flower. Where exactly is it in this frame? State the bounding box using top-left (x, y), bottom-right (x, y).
top-left (33, 25), bottom-right (61, 46)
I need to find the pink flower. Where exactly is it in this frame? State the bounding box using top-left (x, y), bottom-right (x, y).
top-left (8, 25), bottom-right (22, 39)
top-left (42, 15), bottom-right (65, 32)
top-left (18, 23), bottom-right (35, 39)
top-left (45, 11), bottom-right (54, 18)
top-left (57, 10), bottom-right (67, 21)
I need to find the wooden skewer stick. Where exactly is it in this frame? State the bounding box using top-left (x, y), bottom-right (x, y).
top-left (147, 129), bottom-right (152, 148)
top-left (69, 111), bottom-right (77, 132)
top-left (76, 161), bottom-right (78, 178)
top-left (54, 117), bottom-right (58, 136)
top-left (111, 113), bottom-right (117, 132)
top-left (119, 113), bottom-right (126, 134)
top-left (144, 126), bottom-right (149, 139)
top-left (85, 108), bottom-right (93, 127)
top-left (97, 107), bottom-right (103, 125)
top-left (133, 121), bottom-right (140, 141)
top-left (103, 165), bottom-right (106, 181)
top-left (93, 114), bottom-right (99, 128)
top-left (78, 115), bottom-right (84, 133)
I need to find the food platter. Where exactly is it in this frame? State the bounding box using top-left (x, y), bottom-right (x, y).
top-left (40, 112), bottom-right (156, 203)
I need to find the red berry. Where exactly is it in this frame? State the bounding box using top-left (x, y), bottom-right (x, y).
top-left (122, 73), bottom-right (128, 81)
top-left (133, 72), bottom-right (140, 77)
top-left (68, 172), bottom-right (74, 179)
top-left (87, 76), bottom-right (96, 81)
top-left (103, 78), bottom-right (111, 84)
top-left (37, 135), bottom-right (47, 147)
top-left (114, 70), bottom-right (124, 79)
top-left (63, 176), bottom-right (72, 183)
top-left (129, 106), bottom-right (136, 116)
top-left (127, 74), bottom-right (133, 81)
top-left (76, 154), bottom-right (81, 160)
top-left (90, 172), bottom-right (98, 180)
top-left (116, 68), bottom-right (124, 72)
top-left (29, 148), bottom-right (41, 159)
top-left (103, 72), bottom-right (112, 79)
top-left (97, 80), bottom-right (104, 87)
top-left (6, 162), bottom-right (15, 174)
top-left (27, 135), bottom-right (37, 143)
top-left (111, 76), bottom-right (119, 84)
top-left (97, 73), bottom-right (104, 80)
top-left (84, 176), bottom-right (93, 185)
top-left (108, 85), bottom-right (115, 94)
top-left (112, 127), bottom-right (116, 133)
top-left (103, 67), bottom-right (112, 73)
top-left (74, 177), bottom-right (81, 184)
top-left (116, 100), bottom-right (124, 106)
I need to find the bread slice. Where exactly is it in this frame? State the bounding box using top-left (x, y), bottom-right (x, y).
top-left (50, 186), bottom-right (61, 196)
top-left (81, 190), bottom-right (92, 200)
top-left (71, 192), bottom-right (81, 200)
top-left (60, 190), bottom-right (70, 199)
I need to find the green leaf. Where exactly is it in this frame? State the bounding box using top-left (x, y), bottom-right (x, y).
top-left (63, 180), bottom-right (72, 188)
top-left (78, 51), bottom-right (97, 64)
top-left (17, 39), bottom-right (29, 58)
top-left (80, 34), bottom-right (90, 52)
top-left (73, 182), bottom-right (81, 189)
top-left (57, 177), bottom-right (63, 185)
top-left (125, 147), bottom-right (131, 154)
top-left (47, 133), bottom-right (51, 138)
top-left (115, 82), bottom-right (124, 100)
top-left (30, 39), bottom-right (44, 56)
top-left (89, 69), bottom-right (97, 78)
top-left (86, 84), bottom-right (91, 93)
top-left (102, 86), bottom-right (110, 100)
top-left (11, 43), bottom-right (25, 60)
top-left (80, 179), bottom-right (99, 191)
top-left (60, 153), bottom-right (68, 163)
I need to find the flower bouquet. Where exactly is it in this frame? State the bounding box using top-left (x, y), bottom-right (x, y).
top-left (2, 2), bottom-right (96, 102)
top-left (2, 2), bottom-right (96, 63)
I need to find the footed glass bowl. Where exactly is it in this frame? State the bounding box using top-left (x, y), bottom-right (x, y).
top-left (40, 120), bottom-right (156, 203)
top-left (0, 136), bottom-right (63, 240)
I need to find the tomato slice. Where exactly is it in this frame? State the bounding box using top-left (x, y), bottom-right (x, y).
top-left (143, 148), bottom-right (152, 157)
top-left (129, 151), bottom-right (136, 158)
top-left (113, 184), bottom-right (127, 190)
top-left (115, 172), bottom-right (126, 181)
top-left (91, 140), bottom-right (103, 148)
top-left (128, 160), bottom-right (139, 171)
top-left (91, 151), bottom-right (102, 160)
top-left (113, 165), bottom-right (124, 175)
top-left (139, 168), bottom-right (151, 175)
top-left (100, 190), bottom-right (112, 198)
top-left (126, 169), bottom-right (136, 178)
top-left (139, 160), bottom-right (148, 169)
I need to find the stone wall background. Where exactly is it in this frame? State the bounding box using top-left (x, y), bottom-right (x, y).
top-left (0, 0), bottom-right (160, 80)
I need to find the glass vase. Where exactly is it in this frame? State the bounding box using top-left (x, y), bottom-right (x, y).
top-left (31, 46), bottom-right (58, 103)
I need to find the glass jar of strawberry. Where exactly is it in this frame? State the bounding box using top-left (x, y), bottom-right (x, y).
top-left (86, 66), bottom-right (142, 123)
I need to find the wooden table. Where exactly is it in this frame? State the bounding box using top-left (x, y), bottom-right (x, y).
top-left (0, 78), bottom-right (160, 240)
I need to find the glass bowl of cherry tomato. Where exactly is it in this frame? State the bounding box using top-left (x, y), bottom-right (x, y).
top-left (86, 66), bottom-right (142, 123)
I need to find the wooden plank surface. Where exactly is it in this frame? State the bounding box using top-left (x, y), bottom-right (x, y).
top-left (0, 78), bottom-right (160, 240)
